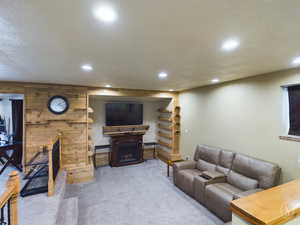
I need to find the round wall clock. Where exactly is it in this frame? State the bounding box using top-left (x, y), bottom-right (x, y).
top-left (48, 96), bottom-right (69, 115)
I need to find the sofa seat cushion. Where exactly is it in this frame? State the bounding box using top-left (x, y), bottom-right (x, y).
top-left (212, 183), bottom-right (243, 195)
top-left (176, 169), bottom-right (202, 197)
top-left (205, 183), bottom-right (242, 222)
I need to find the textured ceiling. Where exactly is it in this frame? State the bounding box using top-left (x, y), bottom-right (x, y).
top-left (1, 0), bottom-right (300, 91)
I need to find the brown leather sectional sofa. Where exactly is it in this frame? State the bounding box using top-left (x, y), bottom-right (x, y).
top-left (173, 145), bottom-right (281, 223)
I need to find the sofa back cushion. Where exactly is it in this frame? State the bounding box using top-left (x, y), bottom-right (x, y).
top-left (194, 145), bottom-right (220, 171)
top-left (216, 149), bottom-right (235, 175)
top-left (231, 154), bottom-right (281, 189)
top-left (196, 159), bottom-right (217, 171)
top-left (227, 170), bottom-right (258, 191)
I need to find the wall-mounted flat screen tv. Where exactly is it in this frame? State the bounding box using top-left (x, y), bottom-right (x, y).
top-left (105, 103), bottom-right (143, 126)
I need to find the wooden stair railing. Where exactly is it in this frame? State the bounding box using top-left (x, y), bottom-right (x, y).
top-left (20, 132), bottom-right (62, 197)
top-left (0, 171), bottom-right (20, 225)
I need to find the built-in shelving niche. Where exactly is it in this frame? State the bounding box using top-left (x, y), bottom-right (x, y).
top-left (157, 106), bottom-right (181, 161)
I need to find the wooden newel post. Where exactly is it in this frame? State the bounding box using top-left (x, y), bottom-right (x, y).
top-left (48, 144), bottom-right (54, 196)
top-left (7, 171), bottom-right (20, 225)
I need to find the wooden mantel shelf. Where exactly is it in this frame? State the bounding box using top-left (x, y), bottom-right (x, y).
top-left (103, 125), bottom-right (150, 136)
top-left (231, 179), bottom-right (300, 225)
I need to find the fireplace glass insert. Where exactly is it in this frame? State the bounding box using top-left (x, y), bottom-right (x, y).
top-left (117, 142), bottom-right (140, 163)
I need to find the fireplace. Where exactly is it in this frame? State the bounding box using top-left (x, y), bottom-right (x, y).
top-left (110, 135), bottom-right (144, 167)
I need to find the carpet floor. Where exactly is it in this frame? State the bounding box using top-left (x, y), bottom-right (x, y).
top-left (65, 160), bottom-right (224, 225)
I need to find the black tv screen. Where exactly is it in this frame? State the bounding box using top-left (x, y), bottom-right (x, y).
top-left (105, 103), bottom-right (143, 126)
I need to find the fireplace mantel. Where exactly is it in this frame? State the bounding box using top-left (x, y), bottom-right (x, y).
top-left (103, 125), bottom-right (149, 137)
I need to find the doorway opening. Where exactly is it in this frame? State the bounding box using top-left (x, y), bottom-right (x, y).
top-left (0, 93), bottom-right (24, 180)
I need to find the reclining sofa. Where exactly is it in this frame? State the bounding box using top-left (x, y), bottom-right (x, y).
top-left (173, 144), bottom-right (281, 222)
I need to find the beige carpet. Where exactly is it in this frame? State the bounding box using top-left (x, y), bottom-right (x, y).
top-left (65, 160), bottom-right (223, 225)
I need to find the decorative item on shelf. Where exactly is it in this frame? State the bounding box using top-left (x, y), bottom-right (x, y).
top-left (48, 95), bottom-right (69, 115)
top-left (88, 107), bottom-right (94, 113)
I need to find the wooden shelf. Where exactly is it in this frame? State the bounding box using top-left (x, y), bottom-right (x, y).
top-left (67, 120), bottom-right (87, 124)
top-left (158, 140), bottom-right (172, 149)
top-left (158, 124), bottom-right (172, 132)
top-left (158, 131), bottom-right (172, 140)
top-left (103, 125), bottom-right (150, 136)
top-left (104, 130), bottom-right (148, 136)
top-left (158, 109), bottom-right (172, 113)
top-left (26, 121), bottom-right (49, 125)
top-left (103, 125), bottom-right (149, 130)
top-left (47, 119), bottom-right (69, 122)
top-left (158, 117), bottom-right (172, 122)
top-left (73, 107), bottom-right (86, 110)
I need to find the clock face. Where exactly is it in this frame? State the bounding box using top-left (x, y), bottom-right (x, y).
top-left (48, 96), bottom-right (69, 114)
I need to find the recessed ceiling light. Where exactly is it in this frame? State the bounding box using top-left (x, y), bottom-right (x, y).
top-left (292, 57), bottom-right (300, 65)
top-left (81, 64), bottom-right (93, 71)
top-left (211, 78), bottom-right (220, 83)
top-left (93, 5), bottom-right (118, 23)
top-left (158, 72), bottom-right (168, 79)
top-left (168, 89), bottom-right (174, 92)
top-left (222, 39), bottom-right (240, 51)
top-left (105, 84), bottom-right (112, 88)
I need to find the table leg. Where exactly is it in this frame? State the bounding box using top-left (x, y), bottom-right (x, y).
top-left (93, 153), bottom-right (96, 169)
top-left (167, 164), bottom-right (170, 177)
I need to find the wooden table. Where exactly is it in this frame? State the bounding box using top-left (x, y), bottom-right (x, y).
top-left (0, 142), bottom-right (22, 175)
top-left (231, 178), bottom-right (300, 225)
top-left (167, 159), bottom-right (184, 177)
top-left (144, 142), bottom-right (157, 159)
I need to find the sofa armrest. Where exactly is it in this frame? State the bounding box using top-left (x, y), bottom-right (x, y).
top-left (195, 175), bottom-right (227, 186)
top-left (201, 171), bottom-right (226, 180)
top-left (233, 188), bottom-right (264, 200)
top-left (173, 160), bottom-right (196, 171)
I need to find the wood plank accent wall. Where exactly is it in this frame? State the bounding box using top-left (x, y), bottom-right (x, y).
top-left (25, 86), bottom-right (89, 168)
top-left (0, 82), bottom-right (92, 183)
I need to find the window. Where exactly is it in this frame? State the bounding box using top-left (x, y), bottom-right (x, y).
top-left (287, 85), bottom-right (300, 136)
